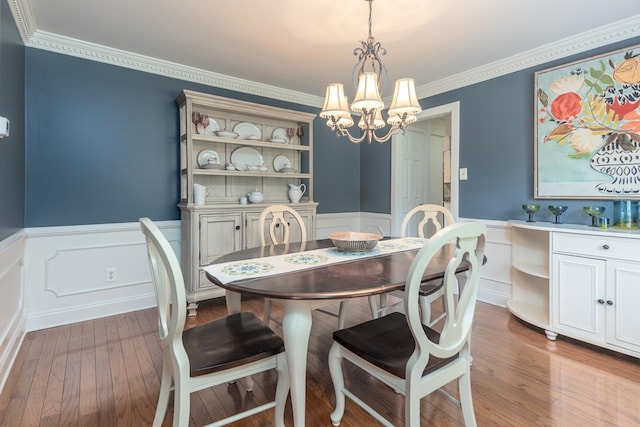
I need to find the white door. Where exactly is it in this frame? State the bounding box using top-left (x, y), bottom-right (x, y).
top-left (391, 101), bottom-right (460, 236)
top-left (397, 128), bottom-right (427, 233)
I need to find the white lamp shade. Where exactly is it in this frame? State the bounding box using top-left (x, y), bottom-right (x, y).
top-left (320, 84), bottom-right (350, 118)
top-left (358, 109), bottom-right (385, 129)
top-left (388, 78), bottom-right (421, 116)
top-left (351, 72), bottom-right (384, 113)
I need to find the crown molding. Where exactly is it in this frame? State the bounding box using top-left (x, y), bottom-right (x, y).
top-left (415, 14), bottom-right (640, 99)
top-left (7, 0), bottom-right (36, 44)
top-left (9, 0), bottom-right (640, 106)
top-left (27, 30), bottom-right (325, 108)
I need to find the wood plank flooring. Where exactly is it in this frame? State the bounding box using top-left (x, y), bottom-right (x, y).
top-left (1, 296), bottom-right (638, 426)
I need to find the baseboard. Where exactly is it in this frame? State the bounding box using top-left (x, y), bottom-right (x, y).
top-left (25, 291), bottom-right (157, 331)
top-left (0, 312), bottom-right (25, 394)
top-left (0, 231), bottom-right (26, 394)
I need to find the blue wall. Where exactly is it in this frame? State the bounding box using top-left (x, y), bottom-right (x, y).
top-left (0, 1), bottom-right (25, 241)
top-left (361, 37), bottom-right (640, 224)
top-left (24, 36), bottom-right (640, 227)
top-left (25, 49), bottom-right (361, 226)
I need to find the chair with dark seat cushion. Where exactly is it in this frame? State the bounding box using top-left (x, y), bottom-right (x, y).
top-left (140, 217), bottom-right (289, 427)
top-left (329, 221), bottom-right (486, 427)
top-left (368, 204), bottom-right (456, 326)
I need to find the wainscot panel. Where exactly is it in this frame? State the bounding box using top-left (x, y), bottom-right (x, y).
top-left (0, 231), bottom-right (26, 394)
top-left (24, 221), bottom-right (180, 331)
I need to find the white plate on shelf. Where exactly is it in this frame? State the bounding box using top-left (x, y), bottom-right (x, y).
top-left (233, 122), bottom-right (261, 140)
top-left (231, 146), bottom-right (264, 171)
top-left (196, 116), bottom-right (220, 136)
top-left (216, 130), bottom-right (239, 138)
top-left (197, 149), bottom-right (221, 168)
top-left (271, 128), bottom-right (289, 144)
top-left (273, 154), bottom-right (291, 172)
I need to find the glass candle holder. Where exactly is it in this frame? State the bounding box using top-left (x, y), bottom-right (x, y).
top-left (613, 200), bottom-right (638, 230)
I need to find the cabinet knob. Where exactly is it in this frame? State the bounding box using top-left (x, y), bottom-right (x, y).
top-left (275, 223), bottom-right (280, 228)
top-left (606, 300), bottom-right (614, 306)
top-left (602, 244), bottom-right (610, 250)
top-left (597, 299), bottom-right (605, 304)
top-left (235, 225), bottom-right (240, 230)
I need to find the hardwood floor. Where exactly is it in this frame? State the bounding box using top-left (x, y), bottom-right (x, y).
top-left (1, 296), bottom-right (638, 426)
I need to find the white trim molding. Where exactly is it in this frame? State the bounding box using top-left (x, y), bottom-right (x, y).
top-left (24, 220), bottom-right (180, 331)
top-left (0, 231), bottom-right (26, 395)
top-left (8, 0), bottom-right (640, 106)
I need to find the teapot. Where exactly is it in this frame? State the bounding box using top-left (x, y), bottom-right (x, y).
top-left (248, 191), bottom-right (264, 203)
top-left (288, 183), bottom-right (306, 203)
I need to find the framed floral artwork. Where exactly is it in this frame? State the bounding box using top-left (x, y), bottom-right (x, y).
top-left (535, 44), bottom-right (640, 199)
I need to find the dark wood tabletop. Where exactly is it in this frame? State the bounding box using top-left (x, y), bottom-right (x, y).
top-left (205, 239), bottom-right (470, 301)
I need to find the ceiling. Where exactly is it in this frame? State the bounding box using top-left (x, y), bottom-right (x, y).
top-left (15, 0), bottom-right (640, 102)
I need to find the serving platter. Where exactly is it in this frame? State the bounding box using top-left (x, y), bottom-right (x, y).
top-left (197, 149), bottom-right (220, 168)
top-left (231, 146), bottom-right (264, 171)
top-left (233, 122), bottom-right (261, 140)
top-left (273, 154), bottom-right (291, 172)
top-left (271, 128), bottom-right (289, 144)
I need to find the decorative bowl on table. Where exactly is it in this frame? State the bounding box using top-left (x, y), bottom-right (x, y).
top-left (522, 204), bottom-right (540, 222)
top-left (583, 206), bottom-right (605, 227)
top-left (548, 205), bottom-right (568, 224)
top-left (328, 231), bottom-right (383, 252)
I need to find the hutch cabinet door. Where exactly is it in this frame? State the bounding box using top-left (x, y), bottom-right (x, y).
top-left (552, 253), bottom-right (606, 343)
top-left (199, 213), bottom-right (243, 265)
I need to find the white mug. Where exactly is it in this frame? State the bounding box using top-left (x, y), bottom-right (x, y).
top-left (193, 184), bottom-right (210, 205)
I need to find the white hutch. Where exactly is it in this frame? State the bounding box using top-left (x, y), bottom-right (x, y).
top-left (177, 90), bottom-right (317, 315)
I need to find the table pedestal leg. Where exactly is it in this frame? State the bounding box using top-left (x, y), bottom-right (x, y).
top-left (282, 300), bottom-right (313, 427)
top-left (225, 290), bottom-right (241, 314)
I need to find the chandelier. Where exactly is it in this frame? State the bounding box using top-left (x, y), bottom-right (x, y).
top-left (319, 0), bottom-right (422, 143)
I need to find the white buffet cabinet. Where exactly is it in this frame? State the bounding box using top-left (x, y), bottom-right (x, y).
top-left (509, 220), bottom-right (640, 358)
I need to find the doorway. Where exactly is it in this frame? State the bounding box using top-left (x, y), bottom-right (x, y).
top-left (390, 101), bottom-right (460, 236)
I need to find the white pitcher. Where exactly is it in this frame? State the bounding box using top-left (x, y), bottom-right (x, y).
top-left (193, 184), bottom-right (210, 205)
top-left (288, 183), bottom-right (306, 203)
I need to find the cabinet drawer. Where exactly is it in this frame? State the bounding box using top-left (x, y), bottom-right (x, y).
top-left (553, 233), bottom-right (640, 262)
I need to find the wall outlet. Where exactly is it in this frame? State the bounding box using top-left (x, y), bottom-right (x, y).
top-left (460, 168), bottom-right (468, 180)
top-left (106, 267), bottom-right (117, 282)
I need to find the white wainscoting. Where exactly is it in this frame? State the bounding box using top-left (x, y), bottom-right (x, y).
top-left (24, 220), bottom-right (180, 331)
top-left (320, 213), bottom-right (512, 308)
top-left (0, 231), bottom-right (26, 394)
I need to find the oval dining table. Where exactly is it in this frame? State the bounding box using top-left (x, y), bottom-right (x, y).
top-left (205, 238), bottom-right (472, 426)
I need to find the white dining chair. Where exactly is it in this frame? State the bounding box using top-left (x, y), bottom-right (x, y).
top-left (329, 221), bottom-right (487, 427)
top-left (369, 204), bottom-right (455, 326)
top-left (140, 217), bottom-right (289, 427)
top-left (259, 205), bottom-right (348, 328)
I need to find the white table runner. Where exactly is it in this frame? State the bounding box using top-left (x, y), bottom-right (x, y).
top-left (203, 237), bottom-right (426, 285)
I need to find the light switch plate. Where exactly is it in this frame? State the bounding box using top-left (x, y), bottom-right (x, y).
top-left (460, 168), bottom-right (468, 180)
top-left (0, 117), bottom-right (9, 138)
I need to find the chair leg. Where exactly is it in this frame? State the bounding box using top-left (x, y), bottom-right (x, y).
top-left (337, 301), bottom-right (348, 329)
top-left (368, 295), bottom-right (379, 319)
top-left (328, 343), bottom-right (346, 426)
top-left (405, 383), bottom-right (421, 427)
top-left (379, 293), bottom-right (388, 316)
top-left (263, 298), bottom-right (273, 324)
top-left (153, 362), bottom-right (172, 427)
top-left (172, 381), bottom-right (190, 427)
top-left (419, 295), bottom-right (432, 325)
top-left (458, 368), bottom-right (477, 427)
top-left (274, 353), bottom-right (289, 427)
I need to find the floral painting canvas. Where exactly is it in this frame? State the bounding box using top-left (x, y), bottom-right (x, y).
top-left (535, 45), bottom-right (640, 199)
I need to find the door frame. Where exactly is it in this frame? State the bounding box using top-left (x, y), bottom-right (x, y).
top-left (390, 101), bottom-right (460, 236)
